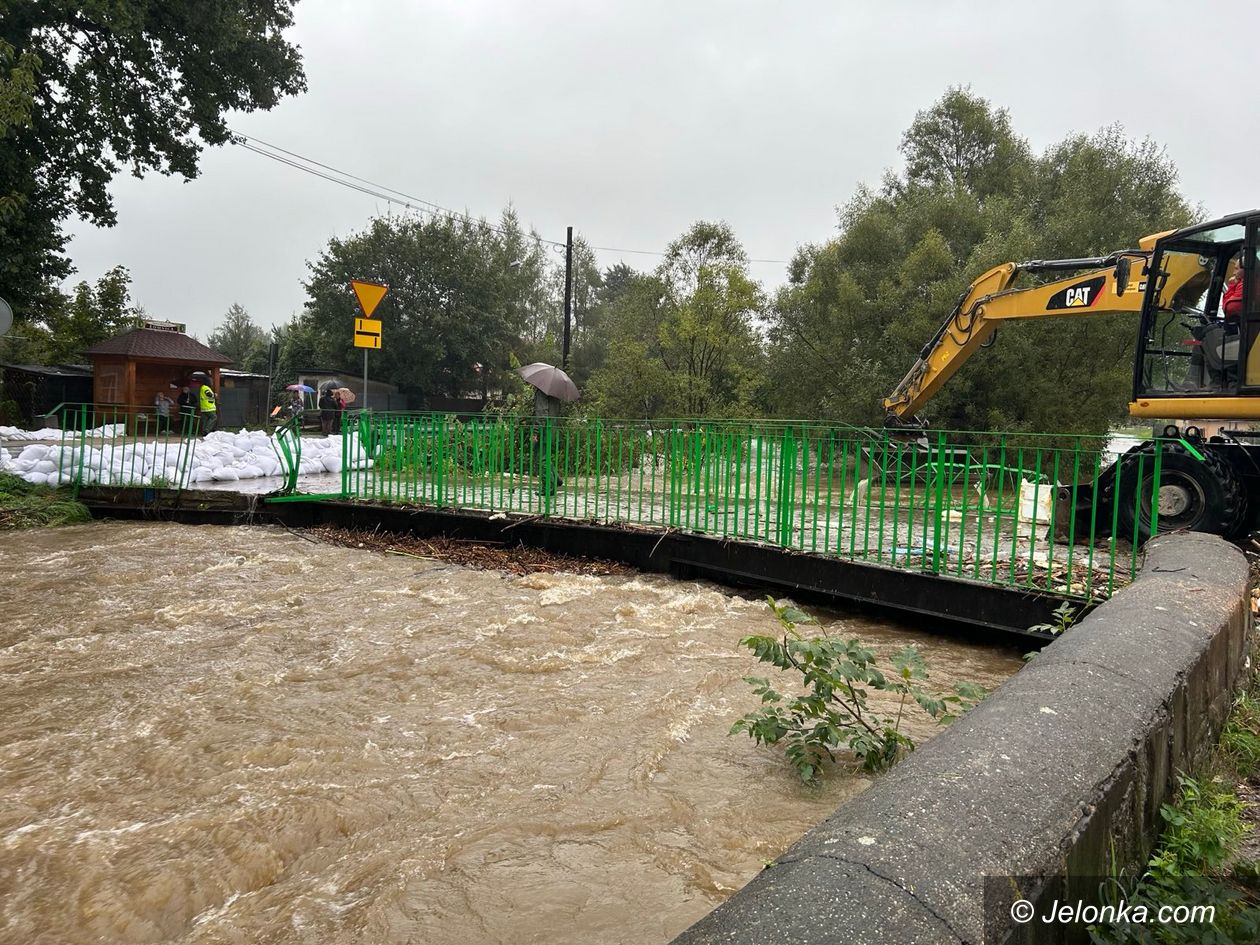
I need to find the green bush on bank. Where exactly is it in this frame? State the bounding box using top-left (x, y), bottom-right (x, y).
top-left (0, 473), bottom-right (91, 529)
top-left (1089, 650), bottom-right (1260, 943)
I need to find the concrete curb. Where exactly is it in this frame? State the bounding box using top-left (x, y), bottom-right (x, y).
top-left (668, 533), bottom-right (1251, 945)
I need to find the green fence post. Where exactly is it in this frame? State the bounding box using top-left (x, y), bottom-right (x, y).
top-left (340, 412), bottom-right (351, 497)
top-left (542, 417), bottom-right (554, 517)
top-left (930, 431), bottom-right (946, 575)
top-left (777, 426), bottom-right (796, 547)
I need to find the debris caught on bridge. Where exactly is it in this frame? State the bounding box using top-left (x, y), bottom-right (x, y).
top-left (308, 525), bottom-right (633, 576)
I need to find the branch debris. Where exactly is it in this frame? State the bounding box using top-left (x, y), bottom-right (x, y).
top-left (306, 525), bottom-right (633, 576)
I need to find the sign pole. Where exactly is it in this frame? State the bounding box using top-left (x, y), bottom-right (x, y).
top-left (363, 348), bottom-right (369, 411)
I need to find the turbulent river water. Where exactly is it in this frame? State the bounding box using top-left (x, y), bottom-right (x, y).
top-left (0, 522), bottom-right (1023, 944)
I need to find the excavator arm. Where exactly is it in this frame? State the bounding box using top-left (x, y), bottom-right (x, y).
top-left (883, 234), bottom-right (1209, 423)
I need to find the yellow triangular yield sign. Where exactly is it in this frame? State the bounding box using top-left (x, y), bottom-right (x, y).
top-left (350, 280), bottom-right (389, 318)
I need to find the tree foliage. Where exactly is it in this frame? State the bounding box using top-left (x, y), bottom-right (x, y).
top-left (207, 303), bottom-right (269, 373)
top-left (0, 1), bottom-right (306, 320)
top-left (767, 88), bottom-right (1195, 433)
top-left (298, 211), bottom-right (546, 399)
top-left (585, 221), bottom-right (766, 418)
top-left (898, 86), bottom-right (1032, 201)
top-left (11, 265), bottom-right (142, 364)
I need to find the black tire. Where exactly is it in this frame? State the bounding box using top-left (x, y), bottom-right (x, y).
top-left (1116, 444), bottom-right (1247, 541)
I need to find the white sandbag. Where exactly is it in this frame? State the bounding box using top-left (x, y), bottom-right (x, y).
top-left (321, 453), bottom-right (343, 473)
top-left (24, 471), bottom-right (49, 485)
top-left (32, 460), bottom-right (57, 474)
top-left (191, 467), bottom-right (214, 482)
top-left (1016, 478), bottom-right (1055, 542)
top-left (239, 465), bottom-right (264, 479)
top-left (18, 445), bottom-right (51, 462)
top-left (211, 468), bottom-right (240, 482)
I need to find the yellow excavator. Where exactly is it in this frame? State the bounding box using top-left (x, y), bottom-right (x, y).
top-left (885, 210), bottom-right (1260, 538)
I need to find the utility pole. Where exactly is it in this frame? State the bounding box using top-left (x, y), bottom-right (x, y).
top-left (562, 225), bottom-right (573, 371)
top-left (266, 340), bottom-right (278, 420)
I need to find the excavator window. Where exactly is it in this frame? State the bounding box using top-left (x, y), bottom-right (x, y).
top-left (1244, 220), bottom-right (1260, 386)
top-left (1136, 242), bottom-right (1236, 397)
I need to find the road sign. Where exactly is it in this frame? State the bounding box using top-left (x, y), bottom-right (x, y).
top-left (350, 280), bottom-right (388, 318)
top-left (354, 317), bottom-right (382, 349)
top-left (350, 281), bottom-right (388, 410)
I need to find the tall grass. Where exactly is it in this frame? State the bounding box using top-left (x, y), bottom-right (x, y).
top-left (0, 474), bottom-right (92, 529)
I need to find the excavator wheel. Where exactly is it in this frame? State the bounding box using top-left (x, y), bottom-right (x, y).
top-left (1116, 444), bottom-right (1247, 541)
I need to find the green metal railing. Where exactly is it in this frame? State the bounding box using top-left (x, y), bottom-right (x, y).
top-left (340, 413), bottom-right (1165, 601)
top-left (7, 404), bottom-right (1162, 601)
top-left (23, 403), bottom-right (203, 495)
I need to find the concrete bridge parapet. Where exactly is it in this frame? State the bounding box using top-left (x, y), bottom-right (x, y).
top-left (669, 532), bottom-right (1251, 945)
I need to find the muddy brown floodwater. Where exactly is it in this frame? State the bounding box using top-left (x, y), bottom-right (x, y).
top-left (0, 522), bottom-right (1023, 945)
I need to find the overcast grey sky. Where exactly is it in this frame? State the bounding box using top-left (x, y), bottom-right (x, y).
top-left (62, 0), bottom-right (1260, 337)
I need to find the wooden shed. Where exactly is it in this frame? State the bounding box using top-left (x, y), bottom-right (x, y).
top-left (84, 326), bottom-right (232, 418)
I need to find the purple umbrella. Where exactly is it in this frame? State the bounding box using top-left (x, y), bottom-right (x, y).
top-left (516, 362), bottom-right (580, 402)
top-left (286, 384), bottom-right (315, 393)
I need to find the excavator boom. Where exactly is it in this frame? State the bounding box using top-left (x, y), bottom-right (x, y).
top-left (883, 232), bottom-right (1206, 423)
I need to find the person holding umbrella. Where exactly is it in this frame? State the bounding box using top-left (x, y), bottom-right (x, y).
top-left (318, 385), bottom-right (337, 435)
top-left (334, 387), bottom-right (355, 429)
top-left (286, 389), bottom-right (304, 422)
top-left (516, 362), bottom-right (580, 497)
top-left (279, 384), bottom-right (314, 426)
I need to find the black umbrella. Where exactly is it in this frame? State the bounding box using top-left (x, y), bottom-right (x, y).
top-left (516, 362), bottom-right (580, 402)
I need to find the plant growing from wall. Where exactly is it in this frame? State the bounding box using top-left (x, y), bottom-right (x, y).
top-left (1030, 601), bottom-right (1079, 636)
top-left (731, 598), bottom-right (986, 781)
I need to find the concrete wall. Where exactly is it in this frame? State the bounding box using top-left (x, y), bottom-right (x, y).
top-left (669, 533), bottom-right (1251, 945)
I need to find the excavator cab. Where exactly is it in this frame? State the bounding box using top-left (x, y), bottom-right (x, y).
top-left (1133, 215), bottom-right (1258, 407)
top-left (887, 209), bottom-right (1260, 538)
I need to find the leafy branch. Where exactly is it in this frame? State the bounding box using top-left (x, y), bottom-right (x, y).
top-left (731, 597), bottom-right (986, 782)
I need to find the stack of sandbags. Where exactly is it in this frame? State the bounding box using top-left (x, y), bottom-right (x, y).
top-left (0, 423), bottom-right (124, 440)
top-left (0, 429), bottom-right (374, 486)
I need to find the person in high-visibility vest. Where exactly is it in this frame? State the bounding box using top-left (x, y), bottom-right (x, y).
top-left (191, 371), bottom-right (218, 435)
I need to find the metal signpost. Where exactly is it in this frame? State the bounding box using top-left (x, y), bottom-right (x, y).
top-left (350, 280), bottom-right (388, 410)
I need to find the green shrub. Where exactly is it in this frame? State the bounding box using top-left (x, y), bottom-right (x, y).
top-left (730, 597), bottom-right (986, 781)
top-left (1089, 776), bottom-right (1260, 943)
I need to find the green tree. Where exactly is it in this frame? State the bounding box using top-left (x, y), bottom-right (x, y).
top-left (584, 272), bottom-right (680, 417)
top-left (268, 314), bottom-right (319, 403)
top-left (0, 1), bottom-right (306, 321)
top-left (767, 89), bottom-right (1195, 434)
top-left (586, 223), bottom-right (768, 418)
top-left (207, 303), bottom-right (269, 372)
top-left (898, 85), bottom-right (1033, 202)
top-left (656, 222), bottom-right (767, 416)
top-left (300, 211), bottom-right (545, 399)
top-left (0, 39), bottom-right (36, 212)
top-left (0, 39), bottom-right (67, 320)
top-left (22, 265), bottom-right (142, 364)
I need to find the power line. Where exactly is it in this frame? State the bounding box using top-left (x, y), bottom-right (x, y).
top-left (230, 131), bottom-right (792, 266)
top-left (237, 131), bottom-right (457, 218)
top-left (234, 137), bottom-right (561, 247)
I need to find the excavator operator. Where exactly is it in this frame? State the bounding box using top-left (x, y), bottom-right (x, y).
top-left (1223, 255), bottom-right (1244, 322)
top-left (1180, 253), bottom-right (1240, 391)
